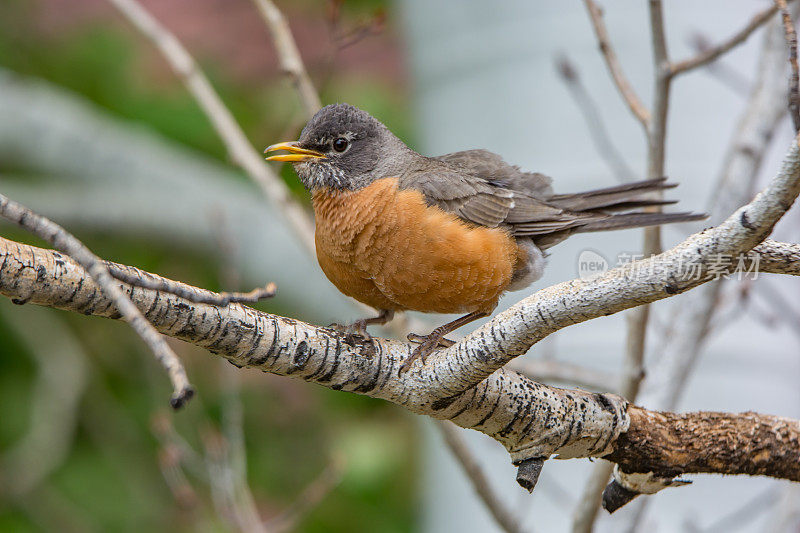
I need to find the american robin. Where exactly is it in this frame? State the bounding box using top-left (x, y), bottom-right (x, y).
top-left (265, 103), bottom-right (704, 372)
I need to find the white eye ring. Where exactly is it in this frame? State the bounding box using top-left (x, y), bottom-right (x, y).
top-left (332, 137), bottom-right (349, 152)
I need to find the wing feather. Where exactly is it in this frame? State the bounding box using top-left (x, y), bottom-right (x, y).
top-left (397, 150), bottom-right (702, 245)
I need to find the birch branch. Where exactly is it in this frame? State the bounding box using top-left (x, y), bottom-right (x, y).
top-left (1, 235), bottom-right (800, 506)
top-left (106, 264), bottom-right (276, 307)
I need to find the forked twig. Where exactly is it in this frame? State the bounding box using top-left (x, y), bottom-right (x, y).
top-left (0, 194), bottom-right (193, 408)
top-left (107, 264), bottom-right (276, 307)
top-left (671, 5), bottom-right (783, 77)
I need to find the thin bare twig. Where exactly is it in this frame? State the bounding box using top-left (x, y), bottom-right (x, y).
top-left (555, 54), bottom-right (636, 182)
top-left (571, 461), bottom-right (615, 533)
top-left (702, 486), bottom-right (779, 533)
top-left (509, 357), bottom-right (619, 392)
top-left (754, 281), bottom-right (800, 344)
top-left (436, 422), bottom-right (524, 533)
top-left (626, 0), bottom-right (671, 411)
top-left (776, 0), bottom-right (800, 131)
top-left (151, 412), bottom-right (206, 478)
top-left (687, 33), bottom-right (751, 97)
top-left (598, 0), bottom-right (671, 519)
top-left (582, 0), bottom-right (650, 127)
top-left (266, 455), bottom-right (346, 533)
top-left (671, 5), bottom-right (781, 77)
top-left (0, 193), bottom-right (193, 407)
top-left (0, 306), bottom-right (89, 496)
top-left (646, 0), bottom-right (671, 192)
top-left (202, 427), bottom-right (269, 533)
top-left (107, 264), bottom-right (276, 307)
top-left (157, 443), bottom-right (199, 510)
top-left (252, 0), bottom-right (322, 119)
top-left (107, 0), bottom-right (317, 255)
top-left (333, 11), bottom-right (386, 50)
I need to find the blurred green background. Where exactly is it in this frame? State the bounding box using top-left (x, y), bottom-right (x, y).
top-left (0, 0), bottom-right (419, 531)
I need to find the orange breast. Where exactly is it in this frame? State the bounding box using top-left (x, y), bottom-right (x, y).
top-left (312, 178), bottom-right (522, 314)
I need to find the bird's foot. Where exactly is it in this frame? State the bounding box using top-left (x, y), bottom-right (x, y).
top-left (329, 318), bottom-right (370, 340)
top-left (406, 332), bottom-right (455, 348)
top-left (329, 319), bottom-right (376, 356)
top-left (399, 331), bottom-right (451, 373)
top-left (399, 311), bottom-right (488, 374)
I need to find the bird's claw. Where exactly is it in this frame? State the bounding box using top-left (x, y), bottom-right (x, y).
top-left (407, 332), bottom-right (455, 348)
top-left (399, 332), bottom-right (451, 374)
top-left (329, 320), bottom-right (376, 356)
top-left (329, 319), bottom-right (370, 339)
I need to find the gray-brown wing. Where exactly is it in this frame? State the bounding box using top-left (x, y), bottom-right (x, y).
top-left (400, 154), bottom-right (707, 247)
top-left (398, 164), bottom-right (588, 234)
top-left (433, 149), bottom-right (554, 197)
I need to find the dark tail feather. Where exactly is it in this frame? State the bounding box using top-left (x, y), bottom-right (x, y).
top-left (575, 211), bottom-right (708, 233)
top-left (549, 177), bottom-right (674, 199)
top-left (549, 177), bottom-right (679, 212)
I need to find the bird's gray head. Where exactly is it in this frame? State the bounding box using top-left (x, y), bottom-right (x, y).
top-left (264, 103), bottom-right (413, 191)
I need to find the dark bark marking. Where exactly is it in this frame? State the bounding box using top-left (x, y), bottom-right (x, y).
top-left (307, 335), bottom-right (331, 379)
top-left (448, 386), bottom-right (479, 420)
top-left (431, 394), bottom-right (461, 411)
top-left (291, 340), bottom-right (310, 369)
top-left (353, 340), bottom-right (382, 393)
top-left (740, 211), bottom-right (756, 230)
top-left (474, 381), bottom-right (503, 428)
top-left (249, 317), bottom-right (279, 366)
top-left (319, 337), bottom-right (342, 383)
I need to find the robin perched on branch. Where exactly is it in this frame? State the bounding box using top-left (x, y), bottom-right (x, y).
top-left (265, 104), bottom-right (704, 373)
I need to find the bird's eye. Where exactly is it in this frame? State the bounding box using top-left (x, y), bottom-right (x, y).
top-left (332, 137), bottom-right (349, 152)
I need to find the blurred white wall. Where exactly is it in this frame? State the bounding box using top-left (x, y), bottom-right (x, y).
top-left (397, 2), bottom-right (800, 532)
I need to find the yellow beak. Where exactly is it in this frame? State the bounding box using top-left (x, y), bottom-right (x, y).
top-left (264, 141), bottom-right (326, 162)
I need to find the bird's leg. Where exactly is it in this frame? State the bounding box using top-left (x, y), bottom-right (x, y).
top-left (330, 309), bottom-right (394, 343)
top-left (399, 311), bottom-right (488, 373)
